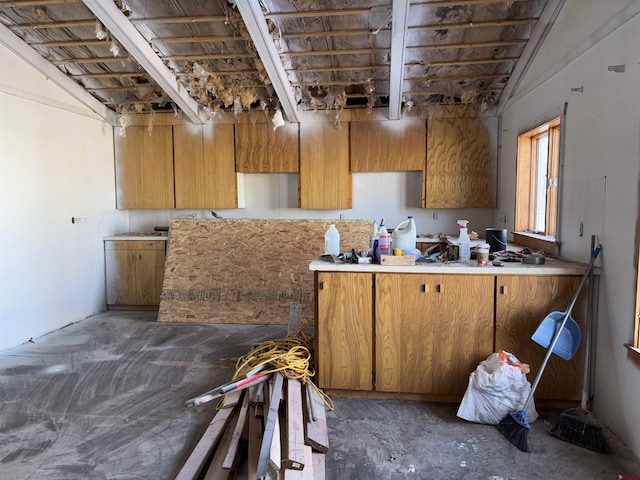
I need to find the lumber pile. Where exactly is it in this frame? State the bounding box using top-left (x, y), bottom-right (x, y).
top-left (175, 373), bottom-right (329, 480)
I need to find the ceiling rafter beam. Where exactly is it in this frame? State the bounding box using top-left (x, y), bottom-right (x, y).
top-left (0, 0), bottom-right (78, 7)
top-left (150, 35), bottom-right (249, 44)
top-left (418, 56), bottom-right (519, 67)
top-left (263, 6), bottom-right (390, 19)
top-left (8, 19), bottom-right (95, 29)
top-left (129, 16), bottom-right (226, 25)
top-left (388, 0), bottom-right (410, 120)
top-left (412, 0), bottom-right (526, 7)
top-left (51, 56), bottom-right (130, 64)
top-left (407, 39), bottom-right (528, 51)
top-left (407, 73), bottom-right (509, 82)
top-left (409, 18), bottom-right (538, 32)
top-left (71, 72), bottom-right (147, 79)
top-left (286, 64), bottom-right (387, 74)
top-left (81, 0), bottom-right (206, 124)
top-left (497, 0), bottom-right (565, 113)
top-left (162, 53), bottom-right (254, 61)
top-left (234, 0), bottom-right (299, 123)
top-left (31, 39), bottom-right (109, 47)
top-left (0, 20), bottom-right (118, 124)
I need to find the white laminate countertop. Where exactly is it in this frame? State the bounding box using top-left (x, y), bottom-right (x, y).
top-left (309, 256), bottom-right (592, 275)
top-left (103, 233), bottom-right (168, 241)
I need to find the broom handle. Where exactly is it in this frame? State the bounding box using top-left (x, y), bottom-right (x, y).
top-left (523, 244), bottom-right (602, 412)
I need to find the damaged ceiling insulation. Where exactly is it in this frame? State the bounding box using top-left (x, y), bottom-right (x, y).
top-left (0, 0), bottom-right (551, 123)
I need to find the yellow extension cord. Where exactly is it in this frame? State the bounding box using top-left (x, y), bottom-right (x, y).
top-left (220, 324), bottom-right (334, 411)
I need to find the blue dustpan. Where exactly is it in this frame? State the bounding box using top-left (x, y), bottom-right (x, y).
top-left (531, 311), bottom-right (581, 360)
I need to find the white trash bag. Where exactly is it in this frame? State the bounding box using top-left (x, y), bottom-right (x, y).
top-left (457, 350), bottom-right (538, 425)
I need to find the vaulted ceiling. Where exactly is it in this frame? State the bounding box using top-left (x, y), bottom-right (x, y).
top-left (0, 0), bottom-right (563, 124)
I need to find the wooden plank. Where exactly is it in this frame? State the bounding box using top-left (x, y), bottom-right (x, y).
top-left (202, 407), bottom-right (239, 480)
top-left (258, 374), bottom-right (284, 478)
top-left (379, 255), bottom-right (416, 266)
top-left (284, 379), bottom-right (305, 470)
top-left (174, 390), bottom-right (242, 480)
top-left (312, 453), bottom-right (325, 480)
top-left (247, 386), bottom-right (263, 480)
top-left (283, 446), bottom-right (314, 480)
top-left (304, 384), bottom-right (329, 453)
top-left (158, 219), bottom-right (371, 324)
top-left (222, 391), bottom-right (250, 469)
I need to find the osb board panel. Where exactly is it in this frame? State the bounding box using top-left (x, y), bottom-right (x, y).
top-left (158, 219), bottom-right (372, 324)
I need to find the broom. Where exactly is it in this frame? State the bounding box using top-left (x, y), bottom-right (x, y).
top-left (497, 245), bottom-right (602, 452)
top-left (549, 240), bottom-right (609, 453)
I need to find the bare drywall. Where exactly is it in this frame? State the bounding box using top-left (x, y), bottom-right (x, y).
top-left (498, 12), bottom-right (640, 456)
top-left (0, 44), bottom-right (126, 350)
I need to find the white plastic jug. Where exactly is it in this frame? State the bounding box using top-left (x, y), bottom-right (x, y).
top-left (324, 224), bottom-right (340, 255)
top-left (391, 216), bottom-right (417, 252)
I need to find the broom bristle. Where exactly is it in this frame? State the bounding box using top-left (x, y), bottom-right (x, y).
top-left (497, 410), bottom-right (531, 452)
top-left (550, 408), bottom-right (610, 453)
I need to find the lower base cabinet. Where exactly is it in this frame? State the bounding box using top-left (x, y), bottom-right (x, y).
top-left (316, 271), bottom-right (585, 402)
top-left (105, 240), bottom-right (166, 308)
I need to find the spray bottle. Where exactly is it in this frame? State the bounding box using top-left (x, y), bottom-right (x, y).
top-left (457, 220), bottom-right (471, 262)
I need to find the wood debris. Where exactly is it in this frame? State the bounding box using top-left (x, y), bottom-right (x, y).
top-left (175, 373), bottom-right (329, 480)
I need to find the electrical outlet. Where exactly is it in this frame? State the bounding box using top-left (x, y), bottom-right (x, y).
top-left (71, 217), bottom-right (87, 224)
top-left (432, 211), bottom-right (438, 220)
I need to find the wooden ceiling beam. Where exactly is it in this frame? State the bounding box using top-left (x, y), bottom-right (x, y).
top-left (407, 39), bottom-right (528, 51)
top-left (286, 64), bottom-right (387, 73)
top-left (30, 39), bottom-right (109, 47)
top-left (0, 0), bottom-right (78, 7)
top-left (82, 0), bottom-right (207, 123)
top-left (263, 6), bottom-right (390, 19)
top-left (72, 72), bottom-right (147, 79)
top-left (284, 48), bottom-right (388, 57)
top-left (281, 28), bottom-right (387, 39)
top-left (235, 0), bottom-right (299, 122)
top-left (412, 0), bottom-right (526, 7)
top-left (129, 16), bottom-right (226, 25)
top-left (51, 56), bottom-right (130, 64)
top-left (388, 0), bottom-right (410, 120)
top-left (419, 56), bottom-right (519, 67)
top-left (407, 73), bottom-right (509, 82)
top-left (409, 18), bottom-right (538, 32)
top-left (163, 53), bottom-right (254, 61)
top-left (8, 19), bottom-right (95, 29)
top-left (150, 35), bottom-right (249, 44)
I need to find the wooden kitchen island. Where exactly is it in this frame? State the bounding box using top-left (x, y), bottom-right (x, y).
top-left (310, 257), bottom-right (595, 405)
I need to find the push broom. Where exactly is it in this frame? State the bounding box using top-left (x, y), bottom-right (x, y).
top-left (549, 239), bottom-right (609, 453)
top-left (497, 244), bottom-right (602, 452)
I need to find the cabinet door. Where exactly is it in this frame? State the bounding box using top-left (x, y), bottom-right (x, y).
top-left (299, 123), bottom-right (351, 209)
top-left (431, 274), bottom-right (494, 395)
top-left (375, 273), bottom-right (435, 393)
top-left (235, 121), bottom-right (299, 173)
top-left (105, 241), bottom-right (165, 306)
top-left (496, 275), bottom-right (584, 401)
top-left (114, 125), bottom-right (174, 209)
top-left (376, 274), bottom-right (493, 395)
top-left (425, 116), bottom-right (495, 208)
top-left (316, 272), bottom-right (373, 390)
top-left (350, 119), bottom-right (425, 172)
top-left (174, 124), bottom-right (238, 208)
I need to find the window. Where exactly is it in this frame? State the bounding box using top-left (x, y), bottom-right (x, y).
top-left (514, 118), bottom-right (561, 254)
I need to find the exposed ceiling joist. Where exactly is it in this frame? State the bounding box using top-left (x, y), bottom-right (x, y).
top-left (389, 0), bottom-right (410, 120)
top-left (81, 0), bottom-right (206, 124)
top-left (498, 0), bottom-right (566, 113)
top-left (8, 19), bottom-right (95, 30)
top-left (129, 16), bottom-right (226, 25)
top-left (0, 20), bottom-right (118, 124)
top-left (234, 0), bottom-right (299, 123)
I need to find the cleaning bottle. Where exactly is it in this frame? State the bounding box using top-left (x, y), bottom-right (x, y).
top-left (324, 224), bottom-right (340, 255)
top-left (369, 220), bottom-right (378, 251)
top-left (457, 220), bottom-right (471, 262)
top-left (378, 224), bottom-right (391, 258)
top-left (392, 216), bottom-right (417, 252)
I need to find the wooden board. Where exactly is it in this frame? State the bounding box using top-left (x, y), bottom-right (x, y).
top-left (158, 219), bottom-right (371, 324)
top-left (379, 255), bottom-right (415, 266)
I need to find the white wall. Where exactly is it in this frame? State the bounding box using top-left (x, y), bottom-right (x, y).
top-left (499, 5), bottom-right (640, 455)
top-left (0, 45), bottom-right (126, 350)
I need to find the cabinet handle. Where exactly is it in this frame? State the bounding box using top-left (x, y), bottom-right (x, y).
top-left (436, 284), bottom-right (443, 293)
top-left (421, 284), bottom-right (428, 293)
top-left (319, 281), bottom-right (325, 290)
top-left (500, 285), bottom-right (506, 294)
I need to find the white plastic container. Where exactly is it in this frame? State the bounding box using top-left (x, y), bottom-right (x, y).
top-left (457, 220), bottom-right (471, 262)
top-left (324, 224), bottom-right (340, 255)
top-left (477, 243), bottom-right (490, 266)
top-left (392, 216), bottom-right (417, 252)
top-left (377, 224), bottom-right (391, 257)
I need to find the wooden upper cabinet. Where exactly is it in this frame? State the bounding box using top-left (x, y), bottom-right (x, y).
top-left (425, 116), bottom-right (495, 208)
top-left (173, 124), bottom-right (238, 208)
top-left (235, 119), bottom-right (299, 173)
top-left (114, 125), bottom-right (174, 209)
top-left (350, 119), bottom-right (426, 172)
top-left (299, 122), bottom-right (351, 209)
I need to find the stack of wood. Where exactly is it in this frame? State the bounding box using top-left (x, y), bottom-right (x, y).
top-left (175, 373), bottom-right (329, 480)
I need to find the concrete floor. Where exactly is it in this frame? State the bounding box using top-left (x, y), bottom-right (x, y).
top-left (0, 311), bottom-right (638, 480)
